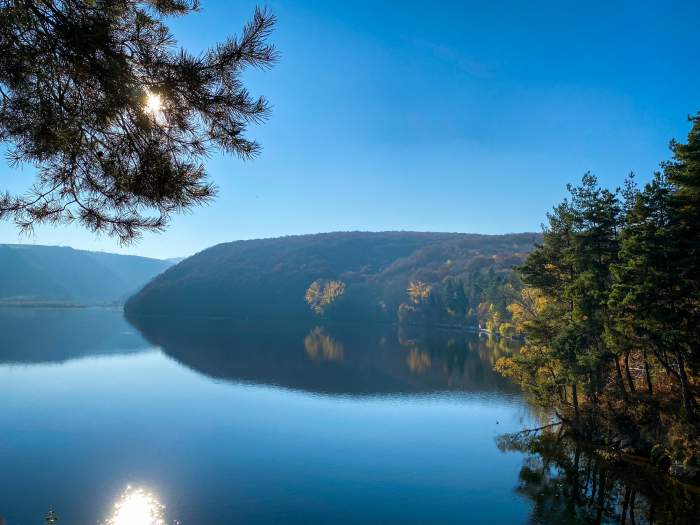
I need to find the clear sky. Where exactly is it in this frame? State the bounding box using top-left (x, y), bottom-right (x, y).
top-left (1, 0), bottom-right (699, 259)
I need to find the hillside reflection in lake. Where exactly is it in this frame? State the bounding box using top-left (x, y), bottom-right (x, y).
top-left (0, 307), bottom-right (149, 363)
top-left (128, 315), bottom-right (521, 396)
top-left (0, 309), bottom-right (697, 524)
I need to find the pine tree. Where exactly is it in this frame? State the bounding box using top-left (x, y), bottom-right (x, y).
top-left (666, 114), bottom-right (700, 389)
top-left (610, 114), bottom-right (700, 419)
top-left (0, 1), bottom-right (276, 242)
top-left (568, 174), bottom-right (622, 403)
top-left (517, 198), bottom-right (582, 417)
top-left (505, 175), bottom-right (624, 418)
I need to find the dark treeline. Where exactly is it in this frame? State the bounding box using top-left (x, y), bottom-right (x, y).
top-left (496, 114), bottom-right (700, 483)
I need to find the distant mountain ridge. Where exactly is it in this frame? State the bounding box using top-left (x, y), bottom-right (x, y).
top-left (0, 244), bottom-right (173, 305)
top-left (125, 231), bottom-right (540, 321)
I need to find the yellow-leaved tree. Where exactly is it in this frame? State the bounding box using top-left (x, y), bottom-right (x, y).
top-left (495, 287), bottom-right (570, 409)
top-left (407, 281), bottom-right (431, 304)
top-left (305, 279), bottom-right (346, 314)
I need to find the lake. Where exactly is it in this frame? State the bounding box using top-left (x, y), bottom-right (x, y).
top-left (0, 308), bottom-right (697, 524)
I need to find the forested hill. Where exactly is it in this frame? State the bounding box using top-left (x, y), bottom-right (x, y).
top-left (0, 244), bottom-right (173, 306)
top-left (125, 232), bottom-right (540, 324)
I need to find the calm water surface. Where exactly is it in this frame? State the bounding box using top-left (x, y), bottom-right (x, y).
top-left (0, 309), bottom-right (696, 524)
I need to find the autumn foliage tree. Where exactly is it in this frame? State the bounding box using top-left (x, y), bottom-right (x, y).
top-left (305, 279), bottom-right (346, 314)
top-left (0, 1), bottom-right (276, 242)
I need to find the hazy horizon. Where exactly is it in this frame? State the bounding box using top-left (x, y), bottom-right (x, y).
top-left (0, 228), bottom-right (543, 260)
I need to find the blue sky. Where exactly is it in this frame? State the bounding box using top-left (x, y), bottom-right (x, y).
top-left (1, 0), bottom-right (699, 258)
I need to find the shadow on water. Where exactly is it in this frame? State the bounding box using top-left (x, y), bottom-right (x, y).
top-left (126, 314), bottom-right (520, 397)
top-left (0, 307), bottom-right (149, 364)
top-left (498, 429), bottom-right (700, 524)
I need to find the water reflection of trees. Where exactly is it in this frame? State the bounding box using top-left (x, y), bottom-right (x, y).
top-left (406, 348), bottom-right (432, 373)
top-left (498, 429), bottom-right (700, 524)
top-left (128, 316), bottom-right (520, 396)
top-left (398, 328), bottom-right (520, 391)
top-left (304, 326), bottom-right (344, 361)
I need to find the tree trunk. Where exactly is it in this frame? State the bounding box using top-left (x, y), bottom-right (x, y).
top-left (643, 349), bottom-right (653, 395)
top-left (629, 490), bottom-right (637, 525)
top-left (624, 350), bottom-right (636, 394)
top-left (620, 486), bottom-right (631, 525)
top-left (615, 356), bottom-right (628, 403)
top-left (677, 352), bottom-right (695, 421)
top-left (652, 347), bottom-right (680, 380)
top-left (589, 371), bottom-right (599, 404)
top-left (572, 382), bottom-right (580, 421)
top-left (595, 470), bottom-right (607, 525)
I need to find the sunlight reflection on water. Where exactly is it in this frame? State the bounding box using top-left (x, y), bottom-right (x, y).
top-left (105, 486), bottom-right (166, 525)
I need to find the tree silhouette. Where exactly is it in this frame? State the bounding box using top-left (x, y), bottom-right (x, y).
top-left (0, 1), bottom-right (276, 242)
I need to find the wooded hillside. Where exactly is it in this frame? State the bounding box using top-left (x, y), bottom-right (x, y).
top-left (125, 231), bottom-right (539, 324)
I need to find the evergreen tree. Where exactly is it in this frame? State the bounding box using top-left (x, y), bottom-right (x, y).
top-left (444, 277), bottom-right (468, 321)
top-left (610, 114), bottom-right (700, 419)
top-left (0, 1), bottom-right (276, 242)
top-left (505, 175), bottom-right (624, 417)
top-left (516, 198), bottom-right (582, 416)
top-left (568, 174), bottom-right (622, 402)
top-left (500, 113), bottom-right (700, 435)
top-left (666, 114), bottom-right (700, 387)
